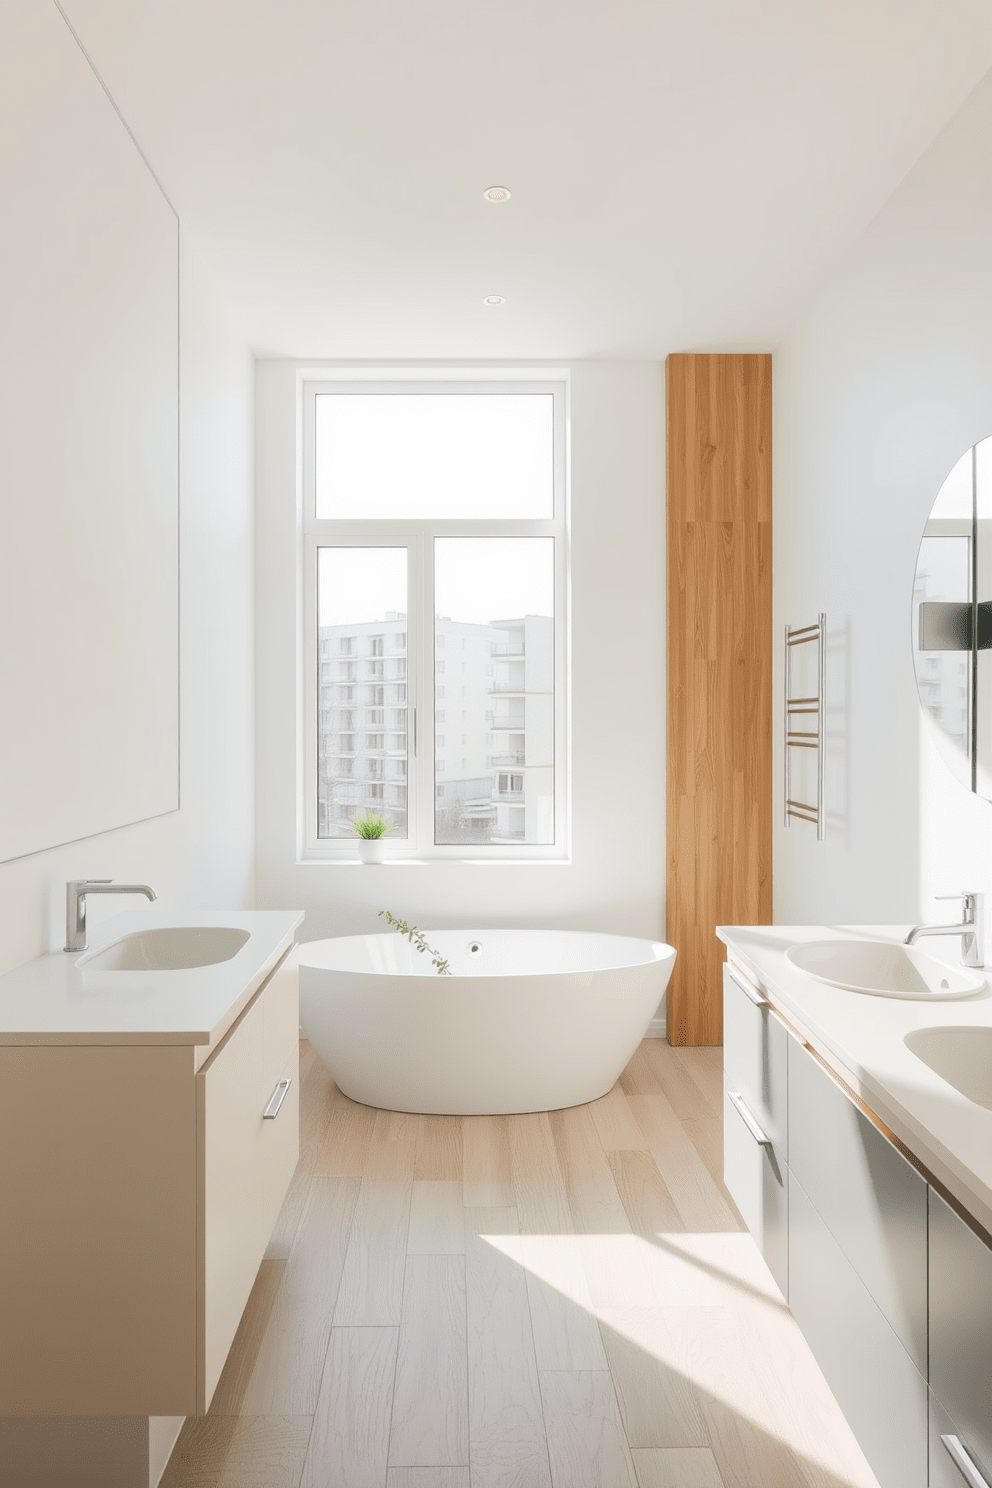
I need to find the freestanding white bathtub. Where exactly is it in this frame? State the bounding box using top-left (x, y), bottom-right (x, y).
top-left (298, 929), bottom-right (676, 1115)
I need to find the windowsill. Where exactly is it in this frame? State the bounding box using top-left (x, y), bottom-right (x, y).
top-left (296, 855), bottom-right (571, 868)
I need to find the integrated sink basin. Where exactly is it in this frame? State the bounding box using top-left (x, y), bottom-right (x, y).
top-left (904, 1026), bottom-right (992, 1110)
top-left (785, 939), bottom-right (986, 1000)
top-left (79, 926), bottom-right (251, 972)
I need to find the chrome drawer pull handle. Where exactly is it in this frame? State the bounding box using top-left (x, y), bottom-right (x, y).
top-left (263, 1079), bottom-right (292, 1120)
top-left (942, 1435), bottom-right (991, 1488)
top-left (727, 968), bottom-right (769, 1008)
top-left (728, 1089), bottom-right (773, 1147)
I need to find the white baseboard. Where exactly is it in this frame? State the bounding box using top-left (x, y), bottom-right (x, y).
top-left (644, 993), bottom-right (667, 1039)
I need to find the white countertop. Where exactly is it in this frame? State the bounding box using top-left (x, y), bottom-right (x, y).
top-left (0, 908), bottom-right (304, 1048)
top-left (717, 923), bottom-right (992, 1237)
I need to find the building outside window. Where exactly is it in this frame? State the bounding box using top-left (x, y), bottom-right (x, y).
top-left (303, 377), bottom-right (567, 858)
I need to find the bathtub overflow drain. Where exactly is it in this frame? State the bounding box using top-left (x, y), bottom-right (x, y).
top-left (467, 941), bottom-right (483, 956)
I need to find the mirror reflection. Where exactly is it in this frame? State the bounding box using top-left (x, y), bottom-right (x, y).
top-left (912, 435), bottom-right (992, 796)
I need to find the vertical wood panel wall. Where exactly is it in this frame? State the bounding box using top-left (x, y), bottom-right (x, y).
top-left (666, 354), bottom-right (772, 1045)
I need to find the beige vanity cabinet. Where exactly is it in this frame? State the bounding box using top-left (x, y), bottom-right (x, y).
top-left (0, 946), bottom-right (299, 1418)
top-left (722, 964), bottom-right (791, 1297)
top-left (928, 1189), bottom-right (992, 1488)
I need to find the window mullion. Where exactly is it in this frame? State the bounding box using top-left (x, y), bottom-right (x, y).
top-left (416, 533), bottom-right (434, 852)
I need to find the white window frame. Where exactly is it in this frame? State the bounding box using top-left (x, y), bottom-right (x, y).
top-left (300, 370), bottom-right (570, 862)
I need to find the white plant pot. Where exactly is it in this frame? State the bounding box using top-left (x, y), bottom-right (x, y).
top-left (357, 838), bottom-right (385, 864)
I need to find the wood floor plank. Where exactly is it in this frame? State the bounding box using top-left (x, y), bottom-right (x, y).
top-left (302, 1326), bottom-right (398, 1488)
top-left (315, 1108), bottom-right (376, 1179)
top-left (670, 1046), bottom-right (724, 1121)
top-left (160, 1414), bottom-right (237, 1486)
top-left (463, 1116), bottom-right (514, 1207)
top-left (519, 1234), bottom-right (608, 1371)
top-left (161, 1414), bottom-right (312, 1488)
top-left (387, 1472), bottom-right (471, 1488)
top-left (597, 1308), bottom-right (710, 1449)
top-left (407, 1180), bottom-right (465, 1254)
top-left (619, 1041), bottom-right (667, 1098)
top-left (548, 1105), bottom-right (657, 1310)
top-left (243, 1178), bottom-right (360, 1415)
top-left (389, 1255), bottom-right (469, 1467)
top-left (265, 1146), bottom-right (318, 1261)
top-left (209, 1259), bottom-right (287, 1415)
top-left (539, 1369), bottom-right (637, 1488)
top-left (701, 1399), bottom-right (809, 1488)
top-left (333, 1141), bottom-right (415, 1326)
top-left (216, 1416), bottom-right (312, 1488)
top-left (508, 1112), bottom-right (573, 1236)
top-left (682, 1115), bottom-right (740, 1211)
top-left (374, 1109), bottom-right (424, 1145)
top-left (631, 1447), bottom-right (726, 1488)
top-left (637, 1042), bottom-right (714, 1122)
top-left (607, 1149), bottom-right (685, 1239)
top-left (546, 1105), bottom-right (632, 1236)
top-left (626, 1093), bottom-right (741, 1233)
top-left (587, 1082), bottom-right (650, 1152)
top-left (464, 1207), bottom-right (552, 1488)
top-left (415, 1115), bottom-right (464, 1181)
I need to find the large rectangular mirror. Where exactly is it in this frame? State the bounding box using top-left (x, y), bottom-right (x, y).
top-left (0, 0), bottom-right (179, 863)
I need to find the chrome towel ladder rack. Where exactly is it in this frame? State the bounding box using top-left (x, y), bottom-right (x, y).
top-left (785, 613), bottom-right (825, 840)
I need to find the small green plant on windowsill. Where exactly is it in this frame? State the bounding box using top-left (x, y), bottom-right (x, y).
top-left (351, 811), bottom-right (393, 840)
top-left (379, 909), bottom-right (451, 975)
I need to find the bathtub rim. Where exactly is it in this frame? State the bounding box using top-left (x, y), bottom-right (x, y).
top-left (298, 927), bottom-right (676, 980)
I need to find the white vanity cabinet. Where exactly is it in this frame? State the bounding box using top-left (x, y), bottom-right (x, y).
top-left (787, 1042), bottom-right (929, 1488)
top-left (928, 1189), bottom-right (992, 1488)
top-left (0, 944), bottom-right (299, 1418)
top-left (722, 952), bottom-right (929, 1488)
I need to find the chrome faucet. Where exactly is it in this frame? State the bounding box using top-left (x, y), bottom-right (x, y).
top-left (904, 891), bottom-right (985, 968)
top-left (65, 879), bottom-right (157, 952)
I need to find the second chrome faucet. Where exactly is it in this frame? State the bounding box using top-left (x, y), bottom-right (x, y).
top-left (904, 891), bottom-right (985, 968)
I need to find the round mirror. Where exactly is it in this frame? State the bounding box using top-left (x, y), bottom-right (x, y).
top-left (912, 435), bottom-right (992, 797)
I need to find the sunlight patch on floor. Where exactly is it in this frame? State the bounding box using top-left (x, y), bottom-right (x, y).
top-left (480, 1228), bottom-right (879, 1488)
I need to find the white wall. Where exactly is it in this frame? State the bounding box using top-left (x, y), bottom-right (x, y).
top-left (774, 69), bottom-right (992, 927)
top-left (0, 243), bottom-right (256, 974)
top-left (254, 360), bottom-right (666, 951)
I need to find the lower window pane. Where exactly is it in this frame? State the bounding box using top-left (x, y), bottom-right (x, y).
top-left (434, 537), bottom-right (554, 845)
top-left (317, 547), bottom-right (408, 839)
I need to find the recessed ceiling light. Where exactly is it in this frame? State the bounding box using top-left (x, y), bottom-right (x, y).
top-left (483, 186), bottom-right (511, 204)
top-left (482, 295), bottom-right (506, 307)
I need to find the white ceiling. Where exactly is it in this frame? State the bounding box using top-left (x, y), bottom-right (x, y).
top-left (58, 0), bottom-right (992, 359)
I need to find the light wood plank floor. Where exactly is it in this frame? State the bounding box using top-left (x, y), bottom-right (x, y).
top-left (161, 1040), bottom-right (880, 1488)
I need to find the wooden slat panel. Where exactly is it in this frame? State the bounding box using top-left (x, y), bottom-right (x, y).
top-left (666, 353), bottom-right (772, 1045)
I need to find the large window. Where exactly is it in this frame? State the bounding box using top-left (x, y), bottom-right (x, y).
top-left (302, 377), bottom-right (568, 859)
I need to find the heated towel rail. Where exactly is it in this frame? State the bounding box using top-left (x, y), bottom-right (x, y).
top-left (784, 613), bottom-right (825, 840)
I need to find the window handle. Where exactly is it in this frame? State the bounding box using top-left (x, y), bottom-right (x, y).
top-left (413, 707), bottom-right (417, 757)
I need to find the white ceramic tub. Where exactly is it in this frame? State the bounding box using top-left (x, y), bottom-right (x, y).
top-left (298, 929), bottom-right (676, 1115)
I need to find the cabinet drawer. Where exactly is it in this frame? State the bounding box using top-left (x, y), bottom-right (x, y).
top-left (723, 1078), bottom-right (788, 1297)
top-left (198, 948), bottom-right (299, 1410)
top-left (929, 1189), bottom-right (992, 1481)
top-left (722, 963), bottom-right (789, 1155)
top-left (788, 1038), bottom-right (927, 1372)
top-left (789, 1173), bottom-right (928, 1488)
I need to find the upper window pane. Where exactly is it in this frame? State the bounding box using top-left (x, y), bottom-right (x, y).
top-left (315, 392), bottom-right (554, 520)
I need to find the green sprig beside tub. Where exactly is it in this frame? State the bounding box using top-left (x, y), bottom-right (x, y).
top-left (379, 909), bottom-right (451, 975)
